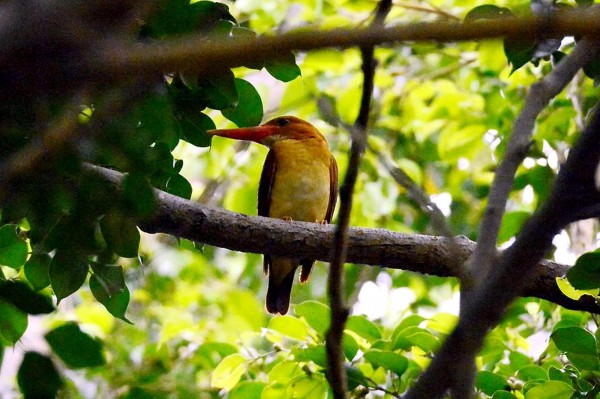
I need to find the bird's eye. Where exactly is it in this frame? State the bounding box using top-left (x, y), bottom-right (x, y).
top-left (277, 118), bottom-right (290, 127)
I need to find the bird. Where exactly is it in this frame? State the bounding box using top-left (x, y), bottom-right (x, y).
top-left (207, 116), bottom-right (338, 315)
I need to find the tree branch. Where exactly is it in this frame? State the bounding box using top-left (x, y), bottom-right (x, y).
top-left (95, 9), bottom-right (600, 81)
top-left (325, 1), bottom-right (392, 397)
top-left (83, 163), bottom-right (600, 315)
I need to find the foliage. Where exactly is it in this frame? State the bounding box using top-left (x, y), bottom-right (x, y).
top-left (1, 0), bottom-right (600, 398)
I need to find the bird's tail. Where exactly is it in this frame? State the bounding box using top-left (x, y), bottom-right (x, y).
top-left (266, 258), bottom-right (298, 315)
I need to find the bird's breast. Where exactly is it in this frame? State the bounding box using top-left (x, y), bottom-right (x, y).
top-left (269, 140), bottom-right (332, 222)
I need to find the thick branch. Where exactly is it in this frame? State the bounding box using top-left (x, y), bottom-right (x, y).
top-left (96, 9), bottom-right (600, 80)
top-left (84, 164), bottom-right (600, 315)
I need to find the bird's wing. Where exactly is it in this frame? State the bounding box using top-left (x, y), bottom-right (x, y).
top-left (300, 155), bottom-right (338, 284)
top-left (325, 154), bottom-right (338, 223)
top-left (258, 149), bottom-right (277, 275)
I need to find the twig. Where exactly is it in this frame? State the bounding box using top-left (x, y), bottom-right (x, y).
top-left (393, 1), bottom-right (461, 21)
top-left (325, 2), bottom-right (392, 397)
top-left (372, 147), bottom-right (453, 237)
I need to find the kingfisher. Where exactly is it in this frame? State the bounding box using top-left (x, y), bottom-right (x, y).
top-left (207, 116), bottom-right (338, 314)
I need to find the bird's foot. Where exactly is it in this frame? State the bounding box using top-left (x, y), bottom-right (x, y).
top-left (281, 216), bottom-right (293, 222)
top-left (316, 220), bottom-right (328, 224)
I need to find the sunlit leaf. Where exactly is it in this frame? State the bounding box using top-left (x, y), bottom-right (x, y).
top-left (268, 315), bottom-right (309, 341)
top-left (363, 349), bottom-right (409, 376)
top-left (0, 299), bottom-right (27, 344)
top-left (229, 381), bottom-right (265, 399)
top-left (346, 315), bottom-right (382, 342)
top-left (524, 380), bottom-right (573, 399)
top-left (0, 224), bottom-right (28, 269)
top-left (211, 353), bottom-right (246, 390)
top-left (476, 371), bottom-right (510, 395)
top-left (287, 374), bottom-right (328, 399)
top-left (295, 300), bottom-right (330, 336)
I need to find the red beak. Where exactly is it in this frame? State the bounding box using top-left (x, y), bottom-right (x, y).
top-left (206, 125), bottom-right (279, 143)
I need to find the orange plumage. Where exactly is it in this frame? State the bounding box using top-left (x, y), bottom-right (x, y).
top-left (207, 116), bottom-right (338, 314)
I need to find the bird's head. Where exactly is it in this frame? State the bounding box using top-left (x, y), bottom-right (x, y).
top-left (207, 116), bottom-right (326, 147)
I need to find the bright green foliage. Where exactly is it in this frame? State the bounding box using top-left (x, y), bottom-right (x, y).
top-left (0, 224), bottom-right (28, 268)
top-left (2, 0), bottom-right (600, 397)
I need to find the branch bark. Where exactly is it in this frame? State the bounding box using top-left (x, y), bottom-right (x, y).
top-left (95, 9), bottom-right (600, 81)
top-left (83, 164), bottom-right (600, 315)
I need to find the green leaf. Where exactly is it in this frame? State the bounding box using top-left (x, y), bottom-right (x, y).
top-left (122, 172), bottom-right (156, 217)
top-left (438, 124), bottom-right (486, 162)
top-left (165, 174), bottom-right (193, 199)
top-left (229, 381), bottom-right (265, 399)
top-left (345, 365), bottom-right (369, 390)
top-left (346, 315), bottom-right (382, 342)
top-left (180, 112), bottom-right (215, 147)
top-left (24, 253), bottom-right (51, 290)
top-left (551, 327), bottom-right (597, 355)
top-left (89, 264), bottom-right (132, 323)
top-left (288, 374), bottom-right (328, 399)
top-left (516, 365), bottom-right (548, 382)
top-left (363, 349), bottom-right (409, 377)
top-left (343, 332), bottom-right (359, 361)
top-left (476, 371), bottom-right (510, 395)
top-left (498, 211), bottom-right (530, 243)
top-left (524, 380), bottom-right (573, 399)
top-left (565, 352), bottom-right (599, 371)
top-left (295, 301), bottom-right (330, 336)
top-left (17, 352), bottom-right (62, 398)
top-left (202, 70), bottom-right (238, 110)
top-left (492, 392), bottom-right (518, 399)
top-left (504, 38), bottom-right (537, 74)
top-left (49, 251), bottom-right (88, 304)
top-left (268, 315), bottom-right (309, 341)
top-left (396, 326), bottom-right (439, 352)
top-left (0, 224), bottom-right (28, 268)
top-left (464, 5), bottom-right (513, 21)
top-left (100, 213), bottom-right (140, 258)
top-left (221, 78), bottom-right (263, 128)
top-left (45, 322), bottom-right (105, 368)
top-left (0, 299), bottom-right (28, 344)
top-left (211, 353), bottom-right (246, 390)
top-left (265, 52), bottom-right (302, 82)
top-left (292, 345), bottom-right (327, 368)
top-left (567, 252), bottom-right (600, 289)
top-left (0, 280), bottom-right (54, 315)
top-left (268, 361), bottom-right (304, 384)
